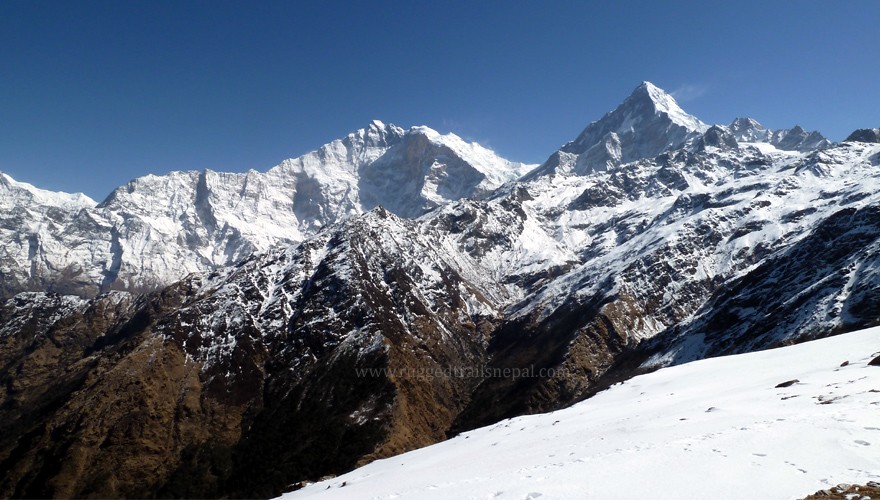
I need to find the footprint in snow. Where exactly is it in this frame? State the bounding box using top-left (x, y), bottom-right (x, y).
top-left (855, 440), bottom-right (871, 446)
top-left (784, 461), bottom-right (807, 473)
top-left (525, 493), bottom-right (543, 499)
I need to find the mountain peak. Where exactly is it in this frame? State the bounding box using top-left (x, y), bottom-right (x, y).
top-left (728, 117), bottom-right (771, 142)
top-left (630, 81), bottom-right (665, 103)
top-left (844, 128), bottom-right (880, 143)
top-left (349, 120), bottom-right (405, 150)
top-left (730, 117), bottom-right (765, 130)
top-left (633, 81), bottom-right (670, 105)
top-left (625, 81), bottom-right (706, 132)
top-left (362, 119), bottom-right (404, 136)
top-left (533, 81), bottom-right (709, 176)
top-left (0, 171), bottom-right (96, 208)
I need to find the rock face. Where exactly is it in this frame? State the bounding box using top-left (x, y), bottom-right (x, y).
top-left (0, 122), bottom-right (532, 299)
top-left (770, 124), bottom-right (832, 152)
top-left (692, 125), bottom-right (740, 151)
top-left (2, 82), bottom-right (880, 498)
top-left (845, 128), bottom-right (880, 143)
top-left (804, 482), bottom-right (880, 499)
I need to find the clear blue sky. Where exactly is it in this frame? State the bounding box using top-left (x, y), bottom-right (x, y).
top-left (2, 1), bottom-right (878, 199)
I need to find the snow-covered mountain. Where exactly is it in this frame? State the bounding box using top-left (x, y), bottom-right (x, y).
top-left (846, 128), bottom-right (880, 143)
top-left (286, 326), bottom-right (880, 500)
top-left (1, 82), bottom-right (878, 499)
top-left (0, 122), bottom-right (533, 298)
top-left (526, 81), bottom-right (709, 177)
top-left (441, 126), bottom-right (878, 430)
top-left (727, 117), bottom-right (832, 152)
top-left (0, 173), bottom-right (98, 298)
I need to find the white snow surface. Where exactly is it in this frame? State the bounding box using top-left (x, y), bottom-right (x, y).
top-left (285, 327), bottom-right (880, 500)
top-left (0, 122), bottom-right (534, 294)
top-left (0, 173), bottom-right (96, 210)
top-left (642, 81), bottom-right (709, 134)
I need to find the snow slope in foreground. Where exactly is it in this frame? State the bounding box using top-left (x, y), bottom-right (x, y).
top-left (285, 328), bottom-right (880, 499)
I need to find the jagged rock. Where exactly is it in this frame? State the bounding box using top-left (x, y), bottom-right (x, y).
top-left (804, 482), bottom-right (880, 500)
top-left (728, 117), bottom-right (772, 142)
top-left (726, 117), bottom-right (832, 152)
top-left (846, 128), bottom-right (880, 143)
top-left (693, 125), bottom-right (740, 151)
top-left (771, 125), bottom-right (832, 152)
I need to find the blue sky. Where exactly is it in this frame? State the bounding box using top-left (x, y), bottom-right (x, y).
top-left (2, 1), bottom-right (878, 199)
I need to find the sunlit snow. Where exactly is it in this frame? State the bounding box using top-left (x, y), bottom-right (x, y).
top-left (285, 327), bottom-right (880, 500)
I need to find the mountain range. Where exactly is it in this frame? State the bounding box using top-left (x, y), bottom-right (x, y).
top-left (0, 122), bottom-right (532, 298)
top-left (1, 82), bottom-right (878, 498)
